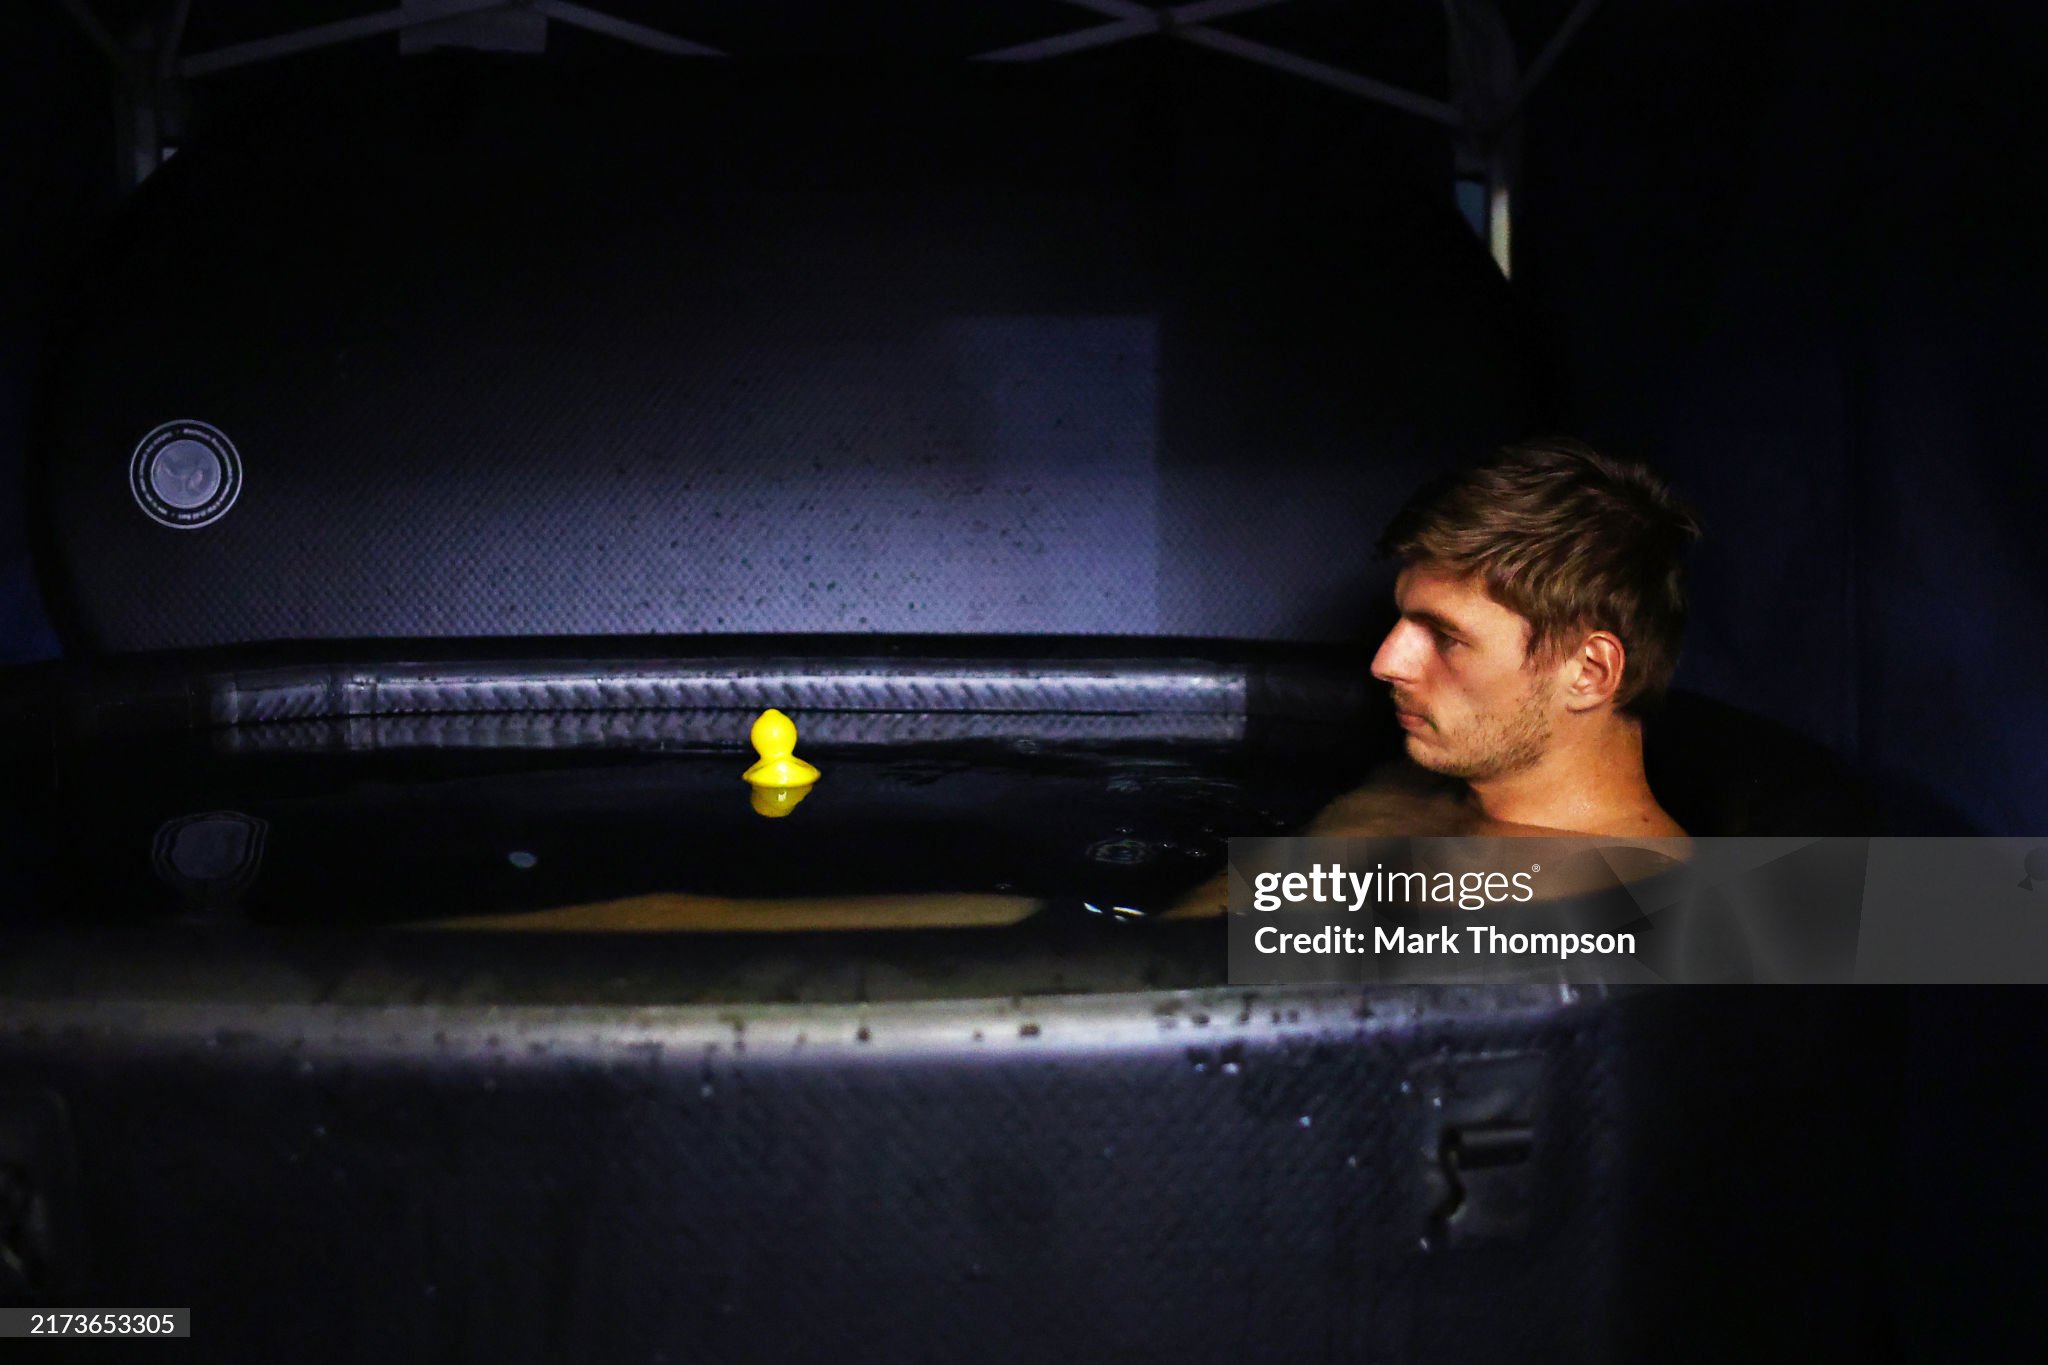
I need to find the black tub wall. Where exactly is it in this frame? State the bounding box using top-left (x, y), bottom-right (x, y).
top-left (0, 3), bottom-right (100, 667)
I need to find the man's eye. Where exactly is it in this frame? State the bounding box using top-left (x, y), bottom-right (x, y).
top-left (1433, 630), bottom-right (1460, 650)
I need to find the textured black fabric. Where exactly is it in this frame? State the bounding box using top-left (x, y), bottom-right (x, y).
top-left (0, 986), bottom-right (1600, 1362)
top-left (0, 980), bottom-right (1908, 1363)
top-left (36, 65), bottom-right (1542, 653)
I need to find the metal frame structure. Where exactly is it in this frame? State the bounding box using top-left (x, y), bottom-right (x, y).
top-left (57, 0), bottom-right (1603, 276)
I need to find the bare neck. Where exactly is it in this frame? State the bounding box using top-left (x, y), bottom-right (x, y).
top-left (1463, 713), bottom-right (1681, 837)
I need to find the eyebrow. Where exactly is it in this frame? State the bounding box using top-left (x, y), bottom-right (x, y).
top-left (1398, 606), bottom-right (1469, 637)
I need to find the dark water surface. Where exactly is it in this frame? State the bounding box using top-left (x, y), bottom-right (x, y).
top-left (5, 721), bottom-right (1377, 931)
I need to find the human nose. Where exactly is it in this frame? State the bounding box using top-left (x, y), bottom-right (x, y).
top-left (1370, 621), bottom-right (1421, 684)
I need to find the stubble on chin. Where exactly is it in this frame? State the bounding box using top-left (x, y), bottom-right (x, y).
top-left (1410, 693), bottom-right (1552, 783)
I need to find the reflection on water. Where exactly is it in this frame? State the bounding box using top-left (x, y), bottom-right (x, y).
top-left (748, 784), bottom-right (814, 819)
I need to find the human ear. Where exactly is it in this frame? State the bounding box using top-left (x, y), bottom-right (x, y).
top-left (1561, 632), bottom-right (1625, 712)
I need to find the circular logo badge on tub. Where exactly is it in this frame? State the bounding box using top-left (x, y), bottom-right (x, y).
top-left (130, 420), bottom-right (242, 529)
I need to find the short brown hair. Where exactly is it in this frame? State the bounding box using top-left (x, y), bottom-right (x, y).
top-left (1378, 439), bottom-right (1702, 714)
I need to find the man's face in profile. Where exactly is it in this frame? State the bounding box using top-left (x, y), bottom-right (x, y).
top-left (1370, 563), bottom-right (1559, 781)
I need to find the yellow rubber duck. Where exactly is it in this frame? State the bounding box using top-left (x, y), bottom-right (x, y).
top-left (742, 708), bottom-right (821, 790)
